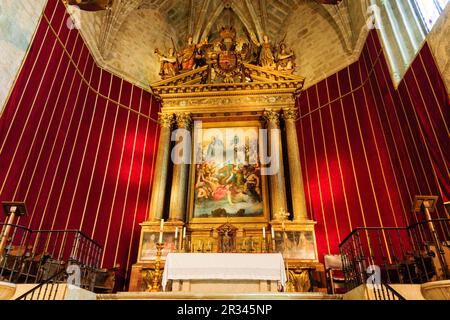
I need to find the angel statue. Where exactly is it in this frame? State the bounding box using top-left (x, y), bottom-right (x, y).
top-left (276, 42), bottom-right (296, 74)
top-left (251, 34), bottom-right (276, 70)
top-left (154, 47), bottom-right (178, 79)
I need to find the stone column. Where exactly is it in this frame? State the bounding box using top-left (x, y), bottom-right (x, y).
top-left (169, 113), bottom-right (192, 222)
top-left (263, 109), bottom-right (288, 221)
top-left (148, 113), bottom-right (174, 221)
top-left (283, 108), bottom-right (308, 221)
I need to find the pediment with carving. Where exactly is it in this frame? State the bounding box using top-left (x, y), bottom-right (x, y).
top-left (150, 27), bottom-right (305, 114)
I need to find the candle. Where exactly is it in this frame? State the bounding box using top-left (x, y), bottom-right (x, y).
top-left (158, 230), bottom-right (163, 244)
top-left (271, 227), bottom-right (275, 239)
top-left (183, 227), bottom-right (186, 239)
top-left (175, 227), bottom-right (178, 239)
top-left (263, 227), bottom-right (266, 239)
top-left (160, 219), bottom-right (164, 231)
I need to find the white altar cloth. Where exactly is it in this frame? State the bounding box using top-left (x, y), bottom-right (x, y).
top-left (162, 253), bottom-right (287, 291)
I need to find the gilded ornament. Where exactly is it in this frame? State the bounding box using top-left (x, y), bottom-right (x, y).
top-left (154, 48), bottom-right (179, 79)
top-left (158, 113), bottom-right (174, 128)
top-left (263, 109), bottom-right (281, 126)
top-left (175, 113), bottom-right (192, 129)
top-left (282, 108), bottom-right (299, 121)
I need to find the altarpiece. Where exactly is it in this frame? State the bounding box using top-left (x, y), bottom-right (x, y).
top-left (130, 26), bottom-right (322, 293)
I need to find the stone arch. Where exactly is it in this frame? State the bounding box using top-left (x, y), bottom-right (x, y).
top-left (288, 0), bottom-right (354, 53)
top-left (282, 0), bottom-right (354, 86)
top-left (198, 2), bottom-right (260, 43)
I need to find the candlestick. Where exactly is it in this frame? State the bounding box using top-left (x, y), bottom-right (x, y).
top-left (175, 227), bottom-right (178, 239)
top-left (271, 228), bottom-right (276, 252)
top-left (183, 227), bottom-right (186, 239)
top-left (149, 243), bottom-right (164, 292)
top-left (263, 227), bottom-right (266, 239)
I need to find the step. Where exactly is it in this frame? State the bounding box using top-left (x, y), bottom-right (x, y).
top-left (97, 292), bottom-right (343, 300)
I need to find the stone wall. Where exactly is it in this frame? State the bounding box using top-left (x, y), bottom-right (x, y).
top-left (0, 0), bottom-right (47, 114)
top-left (345, 0), bottom-right (367, 44)
top-left (284, 1), bottom-right (362, 88)
top-left (106, 9), bottom-right (177, 85)
top-left (78, 7), bottom-right (176, 86)
top-left (427, 3), bottom-right (450, 94)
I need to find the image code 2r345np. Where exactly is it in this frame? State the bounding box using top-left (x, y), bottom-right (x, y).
top-left (221, 305), bottom-right (273, 315)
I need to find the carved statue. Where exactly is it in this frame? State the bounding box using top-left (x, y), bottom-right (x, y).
top-left (222, 230), bottom-right (231, 252)
top-left (255, 35), bottom-right (276, 70)
top-left (153, 27), bottom-right (297, 80)
top-left (276, 42), bottom-right (296, 74)
top-left (179, 35), bottom-right (196, 71)
top-left (154, 48), bottom-right (178, 79)
top-left (217, 222), bottom-right (237, 253)
top-left (178, 35), bottom-right (208, 72)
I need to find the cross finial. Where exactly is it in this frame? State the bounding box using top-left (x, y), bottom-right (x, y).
top-left (277, 208), bottom-right (290, 231)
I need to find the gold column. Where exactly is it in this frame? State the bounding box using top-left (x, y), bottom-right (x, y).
top-left (264, 109), bottom-right (288, 220)
top-left (169, 113), bottom-right (192, 222)
top-left (283, 108), bottom-right (308, 221)
top-left (148, 113), bottom-right (174, 221)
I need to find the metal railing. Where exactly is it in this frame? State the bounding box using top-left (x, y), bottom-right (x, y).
top-left (0, 224), bottom-right (102, 291)
top-left (339, 218), bottom-right (450, 291)
top-left (368, 282), bottom-right (406, 300)
top-left (365, 269), bottom-right (406, 300)
top-left (15, 269), bottom-right (70, 300)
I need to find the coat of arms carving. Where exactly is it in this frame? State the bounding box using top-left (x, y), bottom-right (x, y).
top-left (153, 25), bottom-right (298, 85)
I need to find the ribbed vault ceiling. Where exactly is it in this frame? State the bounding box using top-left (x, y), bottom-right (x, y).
top-left (74, 0), bottom-right (368, 86)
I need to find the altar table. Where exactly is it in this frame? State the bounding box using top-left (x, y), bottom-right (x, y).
top-left (162, 253), bottom-right (287, 293)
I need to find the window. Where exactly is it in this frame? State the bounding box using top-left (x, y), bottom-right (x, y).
top-left (371, 0), bottom-right (448, 86)
top-left (437, 0), bottom-right (450, 10)
top-left (414, 0), bottom-right (449, 31)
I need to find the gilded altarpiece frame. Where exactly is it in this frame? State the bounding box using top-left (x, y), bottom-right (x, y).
top-left (188, 120), bottom-right (270, 226)
top-left (128, 47), bottom-right (326, 292)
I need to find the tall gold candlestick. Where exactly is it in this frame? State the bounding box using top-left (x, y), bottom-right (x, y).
top-left (150, 243), bottom-right (164, 292)
top-left (262, 237), bottom-right (267, 253)
top-left (271, 227), bottom-right (276, 252)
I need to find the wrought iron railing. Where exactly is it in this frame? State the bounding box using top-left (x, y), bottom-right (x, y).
top-left (339, 218), bottom-right (450, 291)
top-left (367, 282), bottom-right (406, 300)
top-left (15, 269), bottom-right (70, 300)
top-left (0, 224), bottom-right (102, 291)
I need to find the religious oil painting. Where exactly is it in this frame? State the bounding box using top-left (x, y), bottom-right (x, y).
top-left (274, 231), bottom-right (317, 260)
top-left (193, 126), bottom-right (264, 218)
top-left (140, 232), bottom-right (177, 261)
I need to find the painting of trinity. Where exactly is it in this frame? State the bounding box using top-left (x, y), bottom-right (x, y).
top-left (193, 127), bottom-right (263, 218)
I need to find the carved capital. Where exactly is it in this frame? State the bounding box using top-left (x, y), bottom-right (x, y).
top-left (282, 108), bottom-right (299, 121)
top-left (175, 112), bottom-right (192, 129)
top-left (263, 109), bottom-right (281, 127)
top-left (158, 113), bottom-right (174, 128)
